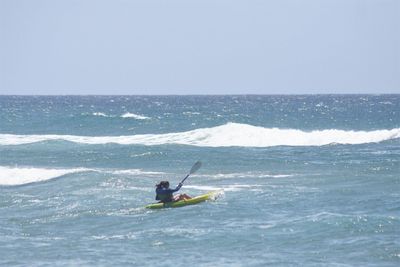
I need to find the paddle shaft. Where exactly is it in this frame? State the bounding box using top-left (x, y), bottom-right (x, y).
top-left (179, 161), bottom-right (201, 185)
top-left (180, 174), bottom-right (190, 185)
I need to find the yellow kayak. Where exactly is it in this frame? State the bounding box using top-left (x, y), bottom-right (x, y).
top-left (145, 191), bottom-right (221, 209)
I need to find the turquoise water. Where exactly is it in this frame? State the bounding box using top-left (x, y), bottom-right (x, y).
top-left (0, 95), bottom-right (399, 266)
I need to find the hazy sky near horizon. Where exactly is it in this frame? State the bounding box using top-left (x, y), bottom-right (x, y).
top-left (0, 0), bottom-right (399, 95)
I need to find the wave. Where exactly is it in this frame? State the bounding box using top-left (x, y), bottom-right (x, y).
top-left (184, 184), bottom-right (261, 192)
top-left (0, 166), bottom-right (90, 186)
top-left (0, 123), bottom-right (399, 147)
top-left (197, 172), bottom-right (294, 179)
top-left (108, 169), bottom-right (164, 176)
top-left (92, 112), bottom-right (109, 117)
top-left (121, 112), bottom-right (151, 120)
top-left (0, 166), bottom-right (165, 186)
top-left (91, 112), bottom-right (150, 120)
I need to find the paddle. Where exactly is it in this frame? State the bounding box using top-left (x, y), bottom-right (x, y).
top-left (179, 161), bottom-right (202, 185)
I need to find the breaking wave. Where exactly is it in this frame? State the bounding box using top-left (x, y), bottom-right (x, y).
top-left (91, 112), bottom-right (150, 119)
top-left (0, 123), bottom-right (399, 147)
top-left (121, 113), bottom-right (151, 120)
top-left (0, 166), bottom-right (90, 186)
top-left (92, 112), bottom-right (109, 117)
top-left (0, 166), bottom-right (165, 186)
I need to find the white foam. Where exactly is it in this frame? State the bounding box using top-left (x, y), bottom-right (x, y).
top-left (109, 169), bottom-right (165, 176)
top-left (0, 166), bottom-right (90, 186)
top-left (184, 185), bottom-right (224, 191)
top-left (198, 172), bottom-right (294, 179)
top-left (185, 184), bottom-right (261, 192)
top-left (0, 123), bottom-right (399, 147)
top-left (0, 166), bottom-right (164, 186)
top-left (183, 112), bottom-right (201, 115)
top-left (92, 112), bottom-right (151, 120)
top-left (121, 113), bottom-right (150, 120)
top-left (92, 112), bottom-right (110, 117)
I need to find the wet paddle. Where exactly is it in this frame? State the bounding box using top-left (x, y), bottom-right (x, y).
top-left (180, 161), bottom-right (202, 185)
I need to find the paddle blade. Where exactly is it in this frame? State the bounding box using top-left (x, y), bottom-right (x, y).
top-left (189, 161), bottom-right (202, 174)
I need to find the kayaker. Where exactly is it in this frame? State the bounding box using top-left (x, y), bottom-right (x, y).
top-left (155, 181), bottom-right (191, 203)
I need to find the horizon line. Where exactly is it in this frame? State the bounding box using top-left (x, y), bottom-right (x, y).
top-left (1, 93), bottom-right (399, 97)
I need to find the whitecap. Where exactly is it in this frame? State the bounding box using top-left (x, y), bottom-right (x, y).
top-left (0, 166), bottom-right (90, 186)
top-left (184, 184), bottom-right (260, 192)
top-left (108, 169), bottom-right (165, 176)
top-left (198, 172), bottom-right (295, 179)
top-left (92, 112), bottom-right (109, 117)
top-left (0, 166), bottom-right (164, 186)
top-left (121, 112), bottom-right (150, 120)
top-left (0, 123), bottom-right (399, 147)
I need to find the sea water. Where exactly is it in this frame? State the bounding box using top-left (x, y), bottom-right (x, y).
top-left (0, 95), bottom-right (399, 266)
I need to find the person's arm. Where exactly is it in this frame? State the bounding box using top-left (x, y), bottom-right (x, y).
top-left (171, 183), bottom-right (183, 193)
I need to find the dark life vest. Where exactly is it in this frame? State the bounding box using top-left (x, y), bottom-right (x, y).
top-left (155, 184), bottom-right (181, 203)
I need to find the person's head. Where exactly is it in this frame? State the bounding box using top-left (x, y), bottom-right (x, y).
top-left (156, 181), bottom-right (170, 189)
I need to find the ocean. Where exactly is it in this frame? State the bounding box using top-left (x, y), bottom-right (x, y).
top-left (0, 95), bottom-right (399, 266)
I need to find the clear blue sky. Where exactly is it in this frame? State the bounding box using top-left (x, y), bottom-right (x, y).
top-left (0, 0), bottom-right (399, 95)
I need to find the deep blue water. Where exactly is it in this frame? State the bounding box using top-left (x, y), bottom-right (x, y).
top-left (0, 95), bottom-right (399, 266)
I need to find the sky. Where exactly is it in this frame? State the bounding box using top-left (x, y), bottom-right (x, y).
top-left (0, 0), bottom-right (399, 95)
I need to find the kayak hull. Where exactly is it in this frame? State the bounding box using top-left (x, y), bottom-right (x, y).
top-left (145, 191), bottom-right (220, 209)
